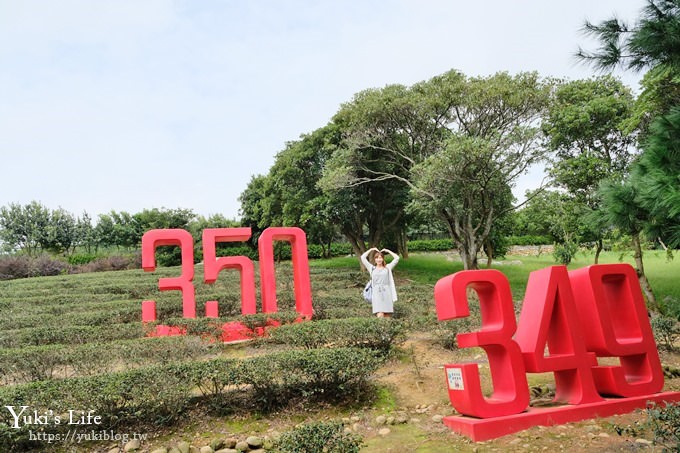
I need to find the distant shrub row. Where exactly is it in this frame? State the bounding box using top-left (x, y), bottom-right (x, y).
top-left (0, 347), bottom-right (381, 451)
top-left (407, 239), bottom-right (454, 252)
top-left (0, 254), bottom-right (139, 280)
top-left (505, 235), bottom-right (552, 246)
top-left (0, 236), bottom-right (552, 280)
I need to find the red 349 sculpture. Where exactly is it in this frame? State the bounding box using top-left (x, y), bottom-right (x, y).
top-left (434, 264), bottom-right (680, 441)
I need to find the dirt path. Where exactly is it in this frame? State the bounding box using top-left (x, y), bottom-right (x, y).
top-left (359, 335), bottom-right (680, 451)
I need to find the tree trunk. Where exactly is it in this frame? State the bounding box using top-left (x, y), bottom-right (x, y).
top-left (397, 229), bottom-right (409, 259)
top-left (594, 238), bottom-right (603, 265)
top-left (632, 232), bottom-right (658, 312)
top-left (342, 230), bottom-right (365, 258)
top-left (459, 242), bottom-right (479, 270)
top-left (484, 240), bottom-right (493, 268)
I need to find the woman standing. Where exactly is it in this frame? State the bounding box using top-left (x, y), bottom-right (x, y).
top-left (360, 247), bottom-right (400, 318)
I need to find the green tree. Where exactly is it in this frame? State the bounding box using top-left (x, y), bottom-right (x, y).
top-left (321, 82), bottom-right (440, 255)
top-left (411, 71), bottom-right (551, 269)
top-left (577, 0), bottom-right (680, 136)
top-left (95, 211), bottom-right (138, 250)
top-left (239, 174), bottom-right (270, 243)
top-left (515, 189), bottom-right (588, 257)
top-left (598, 179), bottom-right (658, 310)
top-left (93, 213), bottom-right (116, 250)
top-left (266, 127), bottom-right (338, 257)
top-left (579, 0), bottom-right (680, 308)
top-left (633, 108), bottom-right (680, 248)
top-left (0, 201), bottom-right (51, 255)
top-left (577, 0), bottom-right (680, 72)
top-left (134, 208), bottom-right (195, 233)
top-left (75, 212), bottom-right (96, 254)
top-left (542, 76), bottom-right (636, 262)
top-left (188, 213), bottom-right (239, 241)
top-left (322, 70), bottom-right (551, 269)
top-left (44, 207), bottom-right (78, 255)
top-left (411, 136), bottom-right (516, 269)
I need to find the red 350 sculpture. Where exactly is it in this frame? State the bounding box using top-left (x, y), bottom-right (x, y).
top-left (435, 264), bottom-right (680, 441)
top-left (141, 227), bottom-right (313, 341)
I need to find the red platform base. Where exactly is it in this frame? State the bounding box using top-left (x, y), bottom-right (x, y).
top-left (444, 392), bottom-right (680, 441)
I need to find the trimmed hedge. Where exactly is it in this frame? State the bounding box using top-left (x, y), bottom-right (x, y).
top-left (0, 336), bottom-right (216, 384)
top-left (506, 235), bottom-right (552, 246)
top-left (407, 239), bottom-right (454, 252)
top-left (0, 347), bottom-right (381, 451)
top-left (153, 311), bottom-right (302, 341)
top-left (267, 317), bottom-right (404, 353)
top-left (0, 323), bottom-right (145, 348)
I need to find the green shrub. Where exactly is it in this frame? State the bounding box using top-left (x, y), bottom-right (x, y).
top-left (506, 235), bottom-right (552, 246)
top-left (268, 317), bottom-right (404, 354)
top-left (0, 346), bottom-right (380, 451)
top-left (278, 420), bottom-right (362, 453)
top-left (68, 253), bottom-right (101, 265)
top-left (153, 311), bottom-right (301, 342)
top-left (651, 315), bottom-right (680, 351)
top-left (0, 335), bottom-right (218, 384)
top-left (647, 402), bottom-right (680, 451)
top-left (0, 323), bottom-right (145, 348)
top-left (329, 242), bottom-right (353, 257)
top-left (408, 239), bottom-right (454, 252)
top-left (432, 318), bottom-right (474, 350)
top-left (553, 241), bottom-right (579, 265)
top-left (239, 347), bottom-right (380, 410)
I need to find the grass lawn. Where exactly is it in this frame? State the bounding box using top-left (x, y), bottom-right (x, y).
top-left (311, 248), bottom-right (680, 313)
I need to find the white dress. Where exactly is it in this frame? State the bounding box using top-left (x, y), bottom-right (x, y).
top-left (361, 252), bottom-right (399, 314)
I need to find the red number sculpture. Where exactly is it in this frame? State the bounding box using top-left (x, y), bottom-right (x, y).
top-left (569, 264), bottom-right (664, 397)
top-left (203, 228), bottom-right (256, 316)
top-left (257, 227), bottom-right (313, 318)
top-left (142, 226), bottom-right (314, 342)
top-left (437, 263), bottom-right (680, 442)
top-left (515, 266), bottom-right (603, 404)
top-left (141, 228), bottom-right (195, 320)
top-left (434, 270), bottom-right (529, 418)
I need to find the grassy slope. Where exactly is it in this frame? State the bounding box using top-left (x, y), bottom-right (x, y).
top-left (1, 249), bottom-right (679, 451)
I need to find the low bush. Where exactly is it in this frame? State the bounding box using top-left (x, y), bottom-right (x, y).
top-left (154, 311), bottom-right (301, 342)
top-left (647, 402), bottom-right (680, 451)
top-left (553, 241), bottom-right (579, 265)
top-left (651, 315), bottom-right (680, 352)
top-left (74, 255), bottom-right (137, 273)
top-left (278, 420), bottom-right (363, 453)
top-left (240, 347), bottom-right (381, 410)
top-left (67, 253), bottom-right (101, 265)
top-left (0, 254), bottom-right (71, 280)
top-left (267, 317), bottom-right (404, 354)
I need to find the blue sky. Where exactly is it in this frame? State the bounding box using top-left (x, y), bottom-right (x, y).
top-left (0, 0), bottom-right (645, 220)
